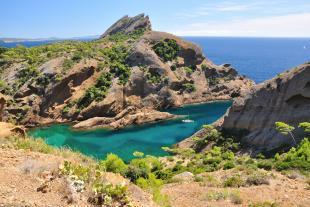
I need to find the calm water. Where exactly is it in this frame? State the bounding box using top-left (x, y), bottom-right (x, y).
top-left (184, 37), bottom-right (310, 83)
top-left (29, 101), bottom-right (231, 161)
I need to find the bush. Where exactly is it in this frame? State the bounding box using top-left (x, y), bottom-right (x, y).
top-left (77, 72), bottom-right (112, 109)
top-left (274, 138), bottom-right (310, 171)
top-left (257, 160), bottom-right (273, 170)
top-left (223, 161), bottom-right (235, 170)
top-left (110, 62), bottom-right (130, 84)
top-left (60, 160), bottom-right (90, 181)
top-left (98, 153), bottom-right (127, 175)
top-left (184, 66), bottom-right (193, 74)
top-left (14, 137), bottom-right (54, 154)
top-left (16, 65), bottom-right (39, 87)
top-left (230, 192), bottom-right (243, 204)
top-left (182, 83), bottom-right (196, 93)
top-left (223, 175), bottom-right (245, 187)
top-left (246, 173), bottom-right (270, 186)
top-left (170, 64), bottom-right (177, 71)
top-left (62, 58), bottom-right (74, 72)
top-left (90, 183), bottom-right (129, 206)
top-left (153, 39), bottom-right (180, 62)
top-left (201, 64), bottom-right (207, 70)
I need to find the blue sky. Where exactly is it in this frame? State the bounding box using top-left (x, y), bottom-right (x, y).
top-left (1, 0), bottom-right (310, 38)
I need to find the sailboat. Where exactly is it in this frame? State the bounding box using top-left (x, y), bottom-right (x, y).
top-left (182, 113), bottom-right (194, 123)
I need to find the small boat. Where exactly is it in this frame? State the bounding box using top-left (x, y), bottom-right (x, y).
top-left (182, 113), bottom-right (194, 123)
top-left (182, 119), bottom-right (194, 123)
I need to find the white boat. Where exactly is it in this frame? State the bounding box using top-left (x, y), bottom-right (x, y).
top-left (182, 119), bottom-right (194, 123)
top-left (182, 113), bottom-right (194, 123)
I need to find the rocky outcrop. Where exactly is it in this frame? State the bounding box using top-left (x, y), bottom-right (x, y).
top-left (0, 94), bottom-right (7, 121)
top-left (100, 13), bottom-right (151, 38)
top-left (221, 63), bottom-right (310, 153)
top-left (73, 106), bottom-right (175, 130)
top-left (0, 122), bottom-right (26, 137)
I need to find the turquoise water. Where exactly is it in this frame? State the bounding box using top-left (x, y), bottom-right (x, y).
top-left (29, 101), bottom-right (231, 161)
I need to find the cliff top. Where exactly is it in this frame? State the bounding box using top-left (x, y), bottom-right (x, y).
top-left (100, 13), bottom-right (152, 38)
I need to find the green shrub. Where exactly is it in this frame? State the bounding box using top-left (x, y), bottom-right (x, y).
top-left (16, 65), bottom-right (39, 87)
top-left (153, 39), bottom-right (180, 62)
top-left (223, 175), bottom-right (245, 187)
top-left (91, 182), bottom-right (129, 206)
top-left (257, 160), bottom-right (273, 170)
top-left (98, 153), bottom-right (128, 174)
top-left (60, 160), bottom-right (90, 181)
top-left (246, 173), bottom-right (270, 186)
top-left (274, 138), bottom-right (310, 171)
top-left (110, 62), bottom-right (130, 84)
top-left (184, 66), bottom-right (193, 74)
top-left (170, 64), bottom-right (177, 71)
top-left (223, 161), bottom-right (236, 170)
top-left (182, 83), bottom-right (196, 93)
top-left (146, 71), bottom-right (163, 84)
top-left (77, 72), bottom-right (112, 109)
top-left (201, 64), bottom-right (207, 70)
top-left (14, 137), bottom-right (54, 154)
top-left (62, 58), bottom-right (74, 72)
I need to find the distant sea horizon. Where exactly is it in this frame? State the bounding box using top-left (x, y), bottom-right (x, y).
top-left (1, 36), bottom-right (309, 83)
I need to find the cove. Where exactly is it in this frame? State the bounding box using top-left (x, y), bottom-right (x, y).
top-left (29, 101), bottom-right (231, 161)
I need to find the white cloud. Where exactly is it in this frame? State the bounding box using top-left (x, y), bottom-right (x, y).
top-left (176, 2), bottom-right (253, 19)
top-left (170, 13), bottom-right (310, 37)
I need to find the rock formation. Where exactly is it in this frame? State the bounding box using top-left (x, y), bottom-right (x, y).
top-left (0, 93), bottom-right (6, 121)
top-left (0, 14), bottom-right (253, 130)
top-left (100, 13), bottom-right (151, 38)
top-left (220, 63), bottom-right (310, 153)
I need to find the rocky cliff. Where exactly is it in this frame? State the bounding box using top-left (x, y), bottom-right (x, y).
top-left (100, 13), bottom-right (151, 38)
top-left (0, 14), bottom-right (252, 129)
top-left (221, 63), bottom-right (310, 153)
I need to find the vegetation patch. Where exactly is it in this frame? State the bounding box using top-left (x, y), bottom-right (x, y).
top-left (77, 72), bottom-right (112, 109)
top-left (153, 39), bottom-right (180, 62)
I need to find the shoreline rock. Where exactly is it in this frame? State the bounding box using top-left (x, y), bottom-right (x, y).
top-left (72, 106), bottom-right (176, 130)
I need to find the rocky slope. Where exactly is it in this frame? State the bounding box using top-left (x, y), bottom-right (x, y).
top-left (220, 63), bottom-right (310, 153)
top-left (0, 14), bottom-right (252, 129)
top-left (0, 140), bottom-right (157, 207)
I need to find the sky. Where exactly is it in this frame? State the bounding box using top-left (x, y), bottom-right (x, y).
top-left (1, 0), bottom-right (310, 38)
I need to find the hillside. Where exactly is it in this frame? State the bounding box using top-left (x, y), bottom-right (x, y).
top-left (0, 14), bottom-right (252, 129)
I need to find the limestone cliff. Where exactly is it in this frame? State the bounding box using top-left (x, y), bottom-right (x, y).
top-left (0, 14), bottom-right (252, 129)
top-left (221, 63), bottom-right (310, 153)
top-left (100, 13), bottom-right (151, 38)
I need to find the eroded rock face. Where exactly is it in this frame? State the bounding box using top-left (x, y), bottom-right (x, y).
top-left (100, 13), bottom-right (151, 38)
top-left (221, 63), bottom-right (310, 153)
